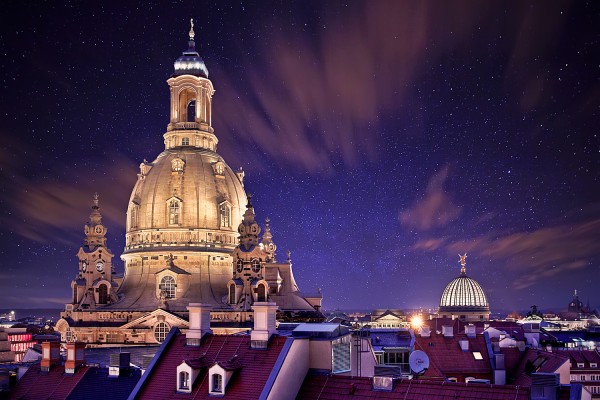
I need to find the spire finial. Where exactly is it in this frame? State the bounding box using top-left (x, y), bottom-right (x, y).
top-left (93, 192), bottom-right (99, 209)
top-left (458, 253), bottom-right (467, 275)
top-left (189, 18), bottom-right (195, 40)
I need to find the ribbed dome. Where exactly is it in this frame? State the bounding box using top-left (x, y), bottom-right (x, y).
top-left (439, 275), bottom-right (489, 313)
top-left (123, 147), bottom-right (246, 255)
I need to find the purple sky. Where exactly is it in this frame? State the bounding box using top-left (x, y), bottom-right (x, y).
top-left (0, 1), bottom-right (598, 312)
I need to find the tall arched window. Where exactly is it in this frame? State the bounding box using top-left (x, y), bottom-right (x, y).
top-left (169, 200), bottom-right (180, 225)
top-left (187, 100), bottom-right (196, 122)
top-left (229, 284), bottom-right (236, 305)
top-left (179, 371), bottom-right (190, 389)
top-left (257, 284), bottom-right (266, 302)
top-left (72, 285), bottom-right (78, 304)
top-left (220, 204), bottom-right (230, 227)
top-left (160, 276), bottom-right (176, 299)
top-left (98, 284), bottom-right (108, 304)
top-left (154, 322), bottom-right (170, 342)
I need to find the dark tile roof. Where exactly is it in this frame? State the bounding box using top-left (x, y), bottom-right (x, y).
top-left (9, 364), bottom-right (89, 400)
top-left (562, 349), bottom-right (600, 370)
top-left (296, 373), bottom-right (531, 399)
top-left (511, 349), bottom-right (569, 386)
top-left (67, 368), bottom-right (142, 400)
top-left (414, 332), bottom-right (492, 377)
top-left (135, 333), bottom-right (288, 399)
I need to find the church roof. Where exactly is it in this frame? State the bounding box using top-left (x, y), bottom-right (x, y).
top-left (173, 19), bottom-right (208, 78)
top-left (438, 254), bottom-right (489, 314)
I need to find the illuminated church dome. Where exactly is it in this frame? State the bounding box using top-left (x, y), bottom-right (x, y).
top-left (117, 19), bottom-right (247, 311)
top-left (438, 254), bottom-right (490, 321)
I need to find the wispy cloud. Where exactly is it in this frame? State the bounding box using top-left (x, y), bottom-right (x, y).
top-left (400, 165), bottom-right (462, 231)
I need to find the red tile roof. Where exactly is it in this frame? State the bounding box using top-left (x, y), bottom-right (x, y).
top-left (296, 374), bottom-right (531, 399)
top-left (562, 349), bottom-right (600, 370)
top-left (414, 331), bottom-right (492, 378)
top-left (9, 365), bottom-right (90, 400)
top-left (135, 333), bottom-right (287, 400)
top-left (512, 349), bottom-right (569, 386)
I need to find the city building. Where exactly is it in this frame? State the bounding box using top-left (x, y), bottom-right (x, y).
top-left (564, 350), bottom-right (600, 398)
top-left (438, 254), bottom-right (491, 321)
top-left (56, 21), bottom-right (322, 345)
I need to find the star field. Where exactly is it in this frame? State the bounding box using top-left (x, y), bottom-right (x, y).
top-left (0, 1), bottom-right (598, 312)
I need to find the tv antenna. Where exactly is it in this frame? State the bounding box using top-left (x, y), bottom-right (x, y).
top-left (409, 350), bottom-right (430, 376)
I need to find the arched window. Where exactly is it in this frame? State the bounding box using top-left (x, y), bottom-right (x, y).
top-left (182, 137), bottom-right (190, 146)
top-left (229, 284), bottom-right (236, 305)
top-left (220, 204), bottom-right (230, 227)
top-left (257, 284), bottom-right (266, 302)
top-left (160, 276), bottom-right (176, 299)
top-left (154, 322), bottom-right (170, 343)
top-left (187, 100), bottom-right (196, 122)
top-left (179, 371), bottom-right (190, 389)
top-left (98, 284), bottom-right (108, 304)
top-left (212, 373), bottom-right (223, 393)
top-left (169, 200), bottom-right (180, 225)
top-left (72, 286), bottom-right (78, 304)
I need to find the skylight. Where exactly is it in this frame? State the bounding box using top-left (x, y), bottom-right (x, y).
top-left (473, 352), bottom-right (483, 360)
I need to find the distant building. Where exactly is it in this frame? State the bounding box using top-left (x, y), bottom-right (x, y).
top-left (438, 254), bottom-right (490, 321)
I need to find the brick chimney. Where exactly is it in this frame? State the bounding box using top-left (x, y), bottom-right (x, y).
top-left (40, 342), bottom-right (61, 373)
top-left (65, 342), bottom-right (86, 374)
top-left (186, 303), bottom-right (212, 346)
top-left (251, 302), bottom-right (277, 349)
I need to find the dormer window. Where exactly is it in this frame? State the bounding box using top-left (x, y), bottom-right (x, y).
top-left (159, 276), bottom-right (176, 299)
top-left (220, 202), bottom-right (231, 228)
top-left (169, 199), bottom-right (180, 225)
top-left (129, 203), bottom-right (139, 229)
top-left (179, 371), bottom-right (190, 390)
top-left (211, 373), bottom-right (223, 394)
top-left (171, 158), bottom-right (185, 172)
top-left (213, 161), bottom-right (225, 176)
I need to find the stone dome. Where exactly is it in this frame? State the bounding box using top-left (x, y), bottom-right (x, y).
top-left (123, 147), bottom-right (246, 255)
top-left (439, 274), bottom-right (489, 313)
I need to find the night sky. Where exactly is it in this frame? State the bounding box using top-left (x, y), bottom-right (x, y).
top-left (0, 1), bottom-right (598, 313)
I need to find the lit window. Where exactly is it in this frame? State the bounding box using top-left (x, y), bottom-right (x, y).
top-left (251, 259), bottom-right (261, 273)
top-left (182, 137), bottom-right (190, 146)
top-left (154, 322), bottom-right (170, 343)
top-left (212, 373), bottom-right (223, 393)
top-left (220, 204), bottom-right (230, 227)
top-left (160, 276), bottom-right (176, 299)
top-left (473, 351), bottom-right (483, 360)
top-left (179, 371), bottom-right (190, 389)
top-left (169, 200), bottom-right (180, 225)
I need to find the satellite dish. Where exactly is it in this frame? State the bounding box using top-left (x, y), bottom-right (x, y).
top-left (409, 350), bottom-right (430, 375)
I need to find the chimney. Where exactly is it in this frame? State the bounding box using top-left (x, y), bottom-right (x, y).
top-left (65, 342), bottom-right (86, 374)
top-left (420, 326), bottom-right (431, 338)
top-left (109, 352), bottom-right (131, 377)
top-left (251, 302), bottom-right (278, 349)
top-left (465, 324), bottom-right (476, 338)
top-left (459, 339), bottom-right (469, 351)
top-left (442, 325), bottom-right (453, 338)
top-left (186, 303), bottom-right (212, 346)
top-left (40, 342), bottom-right (61, 373)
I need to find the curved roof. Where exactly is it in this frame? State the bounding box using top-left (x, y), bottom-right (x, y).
top-left (439, 274), bottom-right (489, 313)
